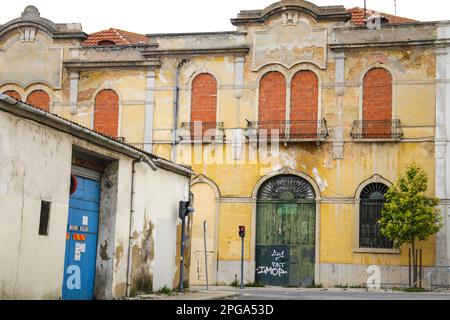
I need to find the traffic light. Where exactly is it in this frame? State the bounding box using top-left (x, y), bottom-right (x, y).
top-left (179, 201), bottom-right (194, 220)
top-left (239, 226), bottom-right (246, 238)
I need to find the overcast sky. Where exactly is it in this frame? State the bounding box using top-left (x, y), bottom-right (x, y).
top-left (1, 0), bottom-right (449, 34)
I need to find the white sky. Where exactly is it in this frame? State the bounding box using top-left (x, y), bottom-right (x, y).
top-left (1, 0), bottom-right (450, 34)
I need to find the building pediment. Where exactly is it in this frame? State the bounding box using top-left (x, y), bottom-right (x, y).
top-left (0, 6), bottom-right (87, 42)
top-left (251, 17), bottom-right (327, 70)
top-left (231, 0), bottom-right (351, 26)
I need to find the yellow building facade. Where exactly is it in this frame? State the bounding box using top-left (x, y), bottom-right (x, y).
top-left (1, 1), bottom-right (449, 288)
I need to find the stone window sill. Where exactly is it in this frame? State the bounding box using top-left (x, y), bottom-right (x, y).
top-left (353, 248), bottom-right (400, 254)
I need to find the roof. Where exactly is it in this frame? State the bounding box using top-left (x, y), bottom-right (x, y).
top-left (82, 28), bottom-right (148, 46)
top-left (0, 94), bottom-right (194, 177)
top-left (348, 7), bottom-right (418, 26)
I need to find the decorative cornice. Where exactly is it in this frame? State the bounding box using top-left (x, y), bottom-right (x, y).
top-left (231, 0), bottom-right (351, 26)
top-left (64, 60), bottom-right (161, 70)
top-left (142, 47), bottom-right (250, 58)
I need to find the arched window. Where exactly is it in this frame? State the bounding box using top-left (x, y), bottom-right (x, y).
top-left (290, 70), bottom-right (319, 138)
top-left (359, 183), bottom-right (393, 249)
top-left (94, 89), bottom-right (119, 137)
top-left (362, 68), bottom-right (393, 138)
top-left (258, 71), bottom-right (286, 138)
top-left (190, 73), bottom-right (217, 138)
top-left (2, 90), bottom-right (21, 100)
top-left (26, 90), bottom-right (51, 112)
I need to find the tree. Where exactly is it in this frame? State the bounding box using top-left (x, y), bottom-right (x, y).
top-left (379, 164), bottom-right (443, 287)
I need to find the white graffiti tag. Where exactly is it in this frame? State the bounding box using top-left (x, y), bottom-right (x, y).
top-left (257, 250), bottom-right (288, 277)
top-left (271, 250), bottom-right (285, 261)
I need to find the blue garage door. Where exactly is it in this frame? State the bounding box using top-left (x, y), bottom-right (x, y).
top-left (62, 176), bottom-right (100, 300)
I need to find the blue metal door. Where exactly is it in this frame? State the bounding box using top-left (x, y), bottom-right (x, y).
top-left (62, 176), bottom-right (100, 300)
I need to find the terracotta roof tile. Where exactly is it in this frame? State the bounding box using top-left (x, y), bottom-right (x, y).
top-left (348, 7), bottom-right (417, 26)
top-left (82, 28), bottom-right (148, 46)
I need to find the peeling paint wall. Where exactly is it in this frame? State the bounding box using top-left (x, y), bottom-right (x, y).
top-left (133, 162), bottom-right (191, 291)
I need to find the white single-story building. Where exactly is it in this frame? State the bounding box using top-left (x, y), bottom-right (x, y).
top-left (0, 93), bottom-right (194, 300)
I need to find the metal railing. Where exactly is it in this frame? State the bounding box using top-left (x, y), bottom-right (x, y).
top-left (351, 119), bottom-right (403, 141)
top-left (245, 119), bottom-right (329, 142)
top-left (429, 266), bottom-right (450, 291)
top-left (179, 122), bottom-right (225, 142)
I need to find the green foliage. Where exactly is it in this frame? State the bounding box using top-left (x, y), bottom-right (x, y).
top-left (245, 282), bottom-right (265, 288)
top-left (156, 286), bottom-right (174, 296)
top-left (230, 280), bottom-right (240, 288)
top-left (379, 164), bottom-right (443, 248)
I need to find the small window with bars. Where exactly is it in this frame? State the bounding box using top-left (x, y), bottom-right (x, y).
top-left (359, 183), bottom-right (393, 249)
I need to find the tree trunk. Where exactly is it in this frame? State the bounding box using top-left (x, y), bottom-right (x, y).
top-left (412, 237), bottom-right (417, 287)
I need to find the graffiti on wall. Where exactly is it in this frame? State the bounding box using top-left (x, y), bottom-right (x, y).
top-left (256, 249), bottom-right (288, 277)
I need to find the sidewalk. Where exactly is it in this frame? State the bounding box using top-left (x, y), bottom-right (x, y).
top-left (130, 289), bottom-right (239, 300)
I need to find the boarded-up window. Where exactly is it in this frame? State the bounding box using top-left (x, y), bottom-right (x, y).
top-left (290, 70), bottom-right (319, 138)
top-left (26, 90), bottom-right (50, 112)
top-left (94, 89), bottom-right (119, 137)
top-left (191, 73), bottom-right (217, 137)
top-left (258, 71), bottom-right (286, 137)
top-left (3, 90), bottom-right (21, 101)
top-left (362, 68), bottom-right (393, 138)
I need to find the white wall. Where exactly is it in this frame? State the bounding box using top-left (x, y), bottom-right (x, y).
top-left (0, 111), bottom-right (72, 299)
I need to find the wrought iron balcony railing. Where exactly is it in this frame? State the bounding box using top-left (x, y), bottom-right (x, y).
top-left (245, 119), bottom-right (329, 142)
top-left (350, 120), bottom-right (403, 141)
top-left (179, 122), bottom-right (225, 142)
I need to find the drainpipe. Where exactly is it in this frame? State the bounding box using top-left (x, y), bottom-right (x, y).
top-left (171, 59), bottom-right (188, 163)
top-left (126, 159), bottom-right (140, 297)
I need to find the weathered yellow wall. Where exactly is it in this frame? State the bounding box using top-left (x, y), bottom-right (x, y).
top-left (217, 202), bottom-right (253, 261)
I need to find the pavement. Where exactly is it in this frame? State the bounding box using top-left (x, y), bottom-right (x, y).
top-left (128, 285), bottom-right (450, 301)
top-left (131, 289), bottom-right (239, 300)
top-left (203, 286), bottom-right (450, 300)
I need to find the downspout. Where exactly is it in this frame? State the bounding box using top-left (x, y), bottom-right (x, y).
top-left (171, 59), bottom-right (188, 163)
top-left (126, 159), bottom-right (140, 297)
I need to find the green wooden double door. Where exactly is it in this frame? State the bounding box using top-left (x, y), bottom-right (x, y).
top-left (256, 200), bottom-right (316, 287)
top-left (255, 174), bottom-right (317, 287)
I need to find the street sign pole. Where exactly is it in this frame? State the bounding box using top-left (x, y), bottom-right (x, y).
top-left (240, 236), bottom-right (244, 289)
top-left (178, 216), bottom-right (186, 293)
top-left (203, 221), bottom-right (209, 290)
top-left (239, 226), bottom-right (245, 290)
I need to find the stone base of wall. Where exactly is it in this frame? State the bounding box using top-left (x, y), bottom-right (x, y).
top-left (216, 260), bottom-right (255, 285)
top-left (319, 263), bottom-right (435, 289)
top-left (214, 260), bottom-right (437, 289)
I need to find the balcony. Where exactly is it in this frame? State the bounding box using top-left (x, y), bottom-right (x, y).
top-left (178, 122), bottom-right (225, 143)
top-left (245, 119), bottom-right (329, 143)
top-left (350, 120), bottom-right (403, 142)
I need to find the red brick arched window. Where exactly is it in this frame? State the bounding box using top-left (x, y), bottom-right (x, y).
top-left (26, 90), bottom-right (50, 112)
top-left (3, 90), bottom-right (21, 101)
top-left (290, 70), bottom-right (319, 138)
top-left (258, 71), bottom-right (286, 137)
top-left (191, 73), bottom-right (217, 137)
top-left (94, 89), bottom-right (119, 137)
top-left (363, 68), bottom-right (393, 138)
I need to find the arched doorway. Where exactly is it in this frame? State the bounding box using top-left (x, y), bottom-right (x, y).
top-left (255, 174), bottom-right (316, 287)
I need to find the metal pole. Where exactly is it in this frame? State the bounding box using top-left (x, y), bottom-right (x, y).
top-left (364, 0), bottom-right (367, 19)
top-left (419, 249), bottom-right (423, 289)
top-left (203, 221), bottom-right (209, 290)
top-left (240, 236), bottom-right (244, 289)
top-left (408, 248), bottom-right (411, 287)
top-left (178, 217), bottom-right (186, 292)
